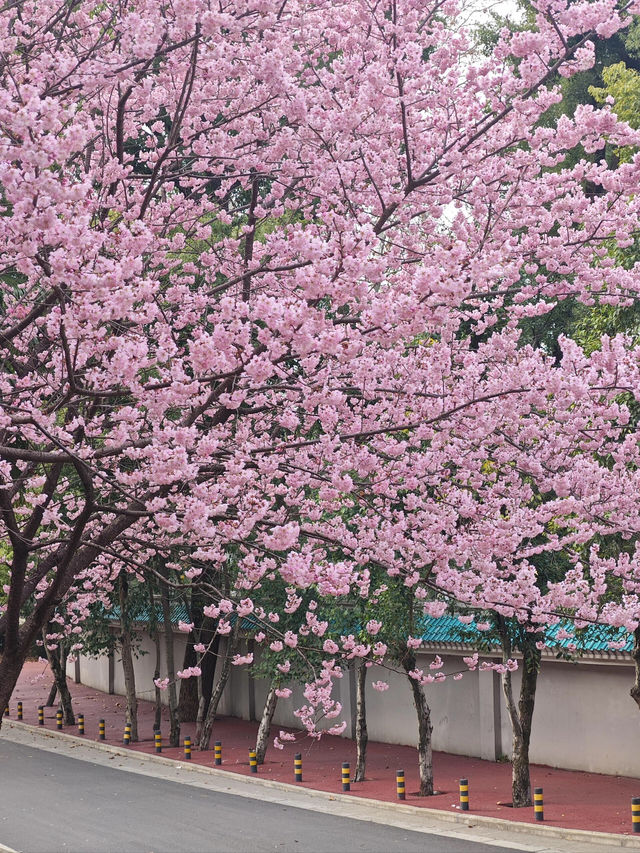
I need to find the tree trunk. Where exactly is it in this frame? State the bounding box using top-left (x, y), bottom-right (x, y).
top-left (177, 637), bottom-right (199, 722)
top-left (499, 621), bottom-right (540, 808)
top-left (179, 585), bottom-right (204, 724)
top-left (195, 624), bottom-right (219, 741)
top-left (255, 682), bottom-right (278, 764)
top-left (402, 653), bottom-right (433, 796)
top-left (630, 626), bottom-right (640, 710)
top-left (160, 580), bottom-right (180, 747)
top-left (118, 573), bottom-right (138, 741)
top-left (43, 631), bottom-right (74, 725)
top-left (353, 660), bottom-right (368, 782)
top-left (145, 577), bottom-right (163, 731)
top-left (198, 622), bottom-right (240, 751)
top-left (153, 631), bottom-right (162, 731)
top-left (45, 681), bottom-right (57, 707)
top-left (58, 644), bottom-right (74, 724)
top-left (512, 648), bottom-right (539, 807)
top-left (0, 652), bottom-right (22, 731)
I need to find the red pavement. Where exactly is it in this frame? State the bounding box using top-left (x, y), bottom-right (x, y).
top-left (7, 661), bottom-right (640, 837)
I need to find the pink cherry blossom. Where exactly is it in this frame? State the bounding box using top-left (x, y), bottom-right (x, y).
top-left (2, 0), bottom-right (640, 745)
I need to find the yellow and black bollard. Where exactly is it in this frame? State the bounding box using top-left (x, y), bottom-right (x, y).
top-left (38, 706), bottom-right (44, 726)
top-left (78, 714), bottom-right (85, 735)
top-left (123, 722), bottom-right (131, 746)
top-left (294, 753), bottom-right (302, 783)
top-left (99, 719), bottom-right (106, 741)
top-left (17, 701), bottom-right (23, 721)
top-left (155, 731), bottom-right (162, 754)
top-left (396, 769), bottom-right (406, 801)
top-left (249, 749), bottom-right (258, 773)
top-left (396, 770), bottom-right (407, 800)
top-left (632, 797), bottom-right (640, 833)
top-left (56, 710), bottom-right (63, 730)
top-left (534, 787), bottom-right (544, 821)
top-left (342, 762), bottom-right (350, 792)
top-left (459, 778), bottom-right (469, 811)
top-left (184, 736), bottom-right (192, 760)
top-left (214, 741), bottom-right (222, 765)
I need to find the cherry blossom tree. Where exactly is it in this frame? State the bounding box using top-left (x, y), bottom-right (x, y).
top-left (4, 0), bottom-right (640, 769)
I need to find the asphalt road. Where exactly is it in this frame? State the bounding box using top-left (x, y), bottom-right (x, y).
top-left (0, 739), bottom-right (516, 853)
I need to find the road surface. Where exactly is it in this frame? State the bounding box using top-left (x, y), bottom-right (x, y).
top-left (0, 737), bottom-right (514, 853)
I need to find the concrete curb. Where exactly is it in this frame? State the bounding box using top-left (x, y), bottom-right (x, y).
top-left (10, 722), bottom-right (640, 849)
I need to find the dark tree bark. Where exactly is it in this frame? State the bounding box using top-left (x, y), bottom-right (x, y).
top-left (198, 620), bottom-right (240, 751)
top-left (118, 572), bottom-right (138, 741)
top-left (353, 659), bottom-right (368, 782)
top-left (498, 619), bottom-right (541, 808)
top-left (0, 503), bottom-right (135, 735)
top-left (630, 626), bottom-right (640, 711)
top-left (0, 653), bottom-right (22, 726)
top-left (401, 651), bottom-right (433, 796)
top-left (145, 577), bottom-right (162, 731)
top-left (153, 631), bottom-right (162, 731)
top-left (45, 681), bottom-right (57, 707)
top-left (178, 582), bottom-right (205, 723)
top-left (255, 681), bottom-right (278, 764)
top-left (160, 578), bottom-right (180, 747)
top-left (195, 619), bottom-right (220, 742)
top-left (178, 637), bottom-right (199, 722)
top-left (43, 629), bottom-right (74, 725)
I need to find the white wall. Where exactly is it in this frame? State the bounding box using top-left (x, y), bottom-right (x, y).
top-left (357, 657), bottom-right (485, 756)
top-left (72, 653), bottom-right (110, 695)
top-left (69, 637), bottom-right (640, 777)
top-left (68, 628), bottom-right (187, 706)
top-left (527, 660), bottom-right (640, 776)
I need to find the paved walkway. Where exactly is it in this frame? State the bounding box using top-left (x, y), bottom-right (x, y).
top-left (8, 661), bottom-right (640, 837)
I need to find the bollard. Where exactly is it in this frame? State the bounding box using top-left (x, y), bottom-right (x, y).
top-left (632, 797), bottom-right (640, 833)
top-left (99, 719), bottom-right (105, 741)
top-left (534, 787), bottom-right (544, 821)
top-left (38, 706), bottom-right (44, 726)
top-left (123, 722), bottom-right (131, 746)
top-left (249, 749), bottom-right (258, 773)
top-left (17, 701), bottom-right (23, 721)
top-left (396, 769), bottom-right (406, 800)
top-left (459, 778), bottom-right (469, 811)
top-left (294, 753), bottom-right (303, 783)
top-left (342, 762), bottom-right (350, 792)
top-left (4, 706), bottom-right (8, 717)
top-left (214, 741), bottom-right (222, 765)
top-left (78, 714), bottom-right (85, 735)
top-left (56, 710), bottom-right (63, 730)
top-left (184, 736), bottom-right (192, 760)
top-left (155, 731), bottom-right (162, 754)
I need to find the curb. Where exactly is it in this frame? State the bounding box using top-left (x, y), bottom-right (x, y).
top-left (9, 721), bottom-right (640, 849)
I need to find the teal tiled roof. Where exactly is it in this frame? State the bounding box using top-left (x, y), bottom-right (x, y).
top-left (108, 604), bottom-right (633, 654)
top-left (545, 621), bottom-right (632, 653)
top-left (417, 615), bottom-right (633, 653)
top-left (416, 614), bottom-right (474, 645)
top-left (107, 602), bottom-right (190, 624)
top-left (107, 603), bottom-right (260, 632)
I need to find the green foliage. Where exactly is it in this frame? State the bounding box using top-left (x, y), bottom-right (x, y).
top-left (591, 61), bottom-right (640, 130)
top-left (77, 576), bottom-right (152, 659)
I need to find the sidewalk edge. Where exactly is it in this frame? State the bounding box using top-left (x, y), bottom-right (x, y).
top-left (8, 721), bottom-right (640, 849)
